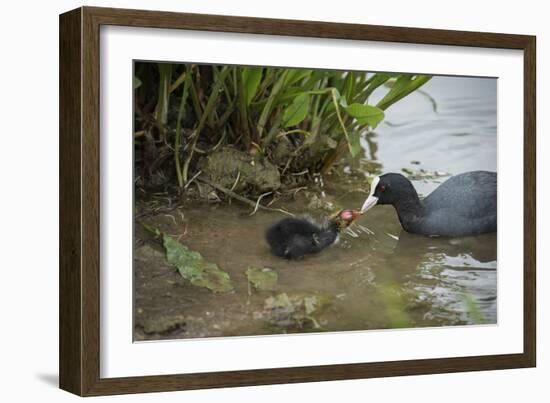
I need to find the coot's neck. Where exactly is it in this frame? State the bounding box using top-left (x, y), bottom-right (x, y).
top-left (392, 190), bottom-right (423, 229)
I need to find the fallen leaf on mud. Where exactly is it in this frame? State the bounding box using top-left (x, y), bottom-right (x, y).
top-left (162, 233), bottom-right (234, 293)
top-left (245, 267), bottom-right (278, 291)
top-left (263, 292), bottom-right (333, 330)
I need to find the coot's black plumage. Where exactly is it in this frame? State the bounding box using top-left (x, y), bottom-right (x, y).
top-left (266, 210), bottom-right (361, 259)
top-left (361, 171), bottom-right (497, 237)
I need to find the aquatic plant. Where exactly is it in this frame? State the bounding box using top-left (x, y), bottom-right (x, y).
top-left (134, 63), bottom-right (431, 198)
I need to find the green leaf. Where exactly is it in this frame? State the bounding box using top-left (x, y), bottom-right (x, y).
top-left (277, 87), bottom-right (307, 106)
top-left (348, 131), bottom-right (362, 157)
top-left (245, 267), bottom-right (278, 291)
top-left (257, 70), bottom-right (289, 138)
top-left (381, 74), bottom-right (412, 98)
top-left (376, 74), bottom-right (432, 110)
top-left (282, 93), bottom-right (310, 127)
top-left (162, 233), bottom-right (233, 293)
top-left (339, 95), bottom-right (348, 108)
top-left (133, 76), bottom-right (142, 90)
top-left (241, 67), bottom-right (263, 105)
top-left (284, 69), bottom-right (313, 86)
top-left (263, 292), bottom-right (334, 330)
top-left (362, 73), bottom-right (392, 99)
top-left (344, 103), bottom-right (385, 128)
top-left (343, 72), bottom-right (355, 104)
top-left (154, 64), bottom-right (173, 127)
top-left (383, 78), bottom-right (398, 88)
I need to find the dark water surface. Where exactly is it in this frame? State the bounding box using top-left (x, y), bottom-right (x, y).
top-left (134, 76), bottom-right (497, 340)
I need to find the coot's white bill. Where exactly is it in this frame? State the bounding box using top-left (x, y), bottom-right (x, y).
top-left (361, 176), bottom-right (380, 213)
top-left (361, 195), bottom-right (378, 213)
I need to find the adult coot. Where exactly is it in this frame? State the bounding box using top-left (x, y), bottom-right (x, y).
top-left (266, 209), bottom-right (362, 259)
top-left (361, 171), bottom-right (497, 237)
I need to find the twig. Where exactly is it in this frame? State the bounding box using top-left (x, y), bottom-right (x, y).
top-left (164, 214), bottom-right (177, 226)
top-left (183, 170), bottom-right (202, 190)
top-left (250, 192), bottom-right (273, 216)
top-left (229, 171), bottom-right (241, 191)
top-left (290, 169), bottom-right (309, 176)
top-left (197, 176), bottom-right (294, 216)
top-left (280, 156), bottom-right (294, 176)
top-left (292, 186), bottom-right (308, 197)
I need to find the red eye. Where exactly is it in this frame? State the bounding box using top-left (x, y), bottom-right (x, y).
top-left (379, 185), bottom-right (386, 192)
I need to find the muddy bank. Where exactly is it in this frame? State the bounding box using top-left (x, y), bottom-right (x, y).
top-left (134, 185), bottom-right (496, 341)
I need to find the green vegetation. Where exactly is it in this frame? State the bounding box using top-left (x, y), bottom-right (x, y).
top-left (158, 228), bottom-right (234, 293)
top-left (462, 290), bottom-right (487, 324)
top-left (263, 292), bottom-right (334, 330)
top-left (245, 267), bottom-right (279, 291)
top-left (134, 63), bottom-right (431, 199)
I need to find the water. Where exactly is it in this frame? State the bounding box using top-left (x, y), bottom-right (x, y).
top-left (134, 75), bottom-right (497, 340)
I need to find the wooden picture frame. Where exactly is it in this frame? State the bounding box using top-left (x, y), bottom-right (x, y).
top-left (59, 6), bottom-right (536, 396)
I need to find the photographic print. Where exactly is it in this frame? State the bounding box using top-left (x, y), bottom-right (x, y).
top-left (133, 62), bottom-right (497, 341)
